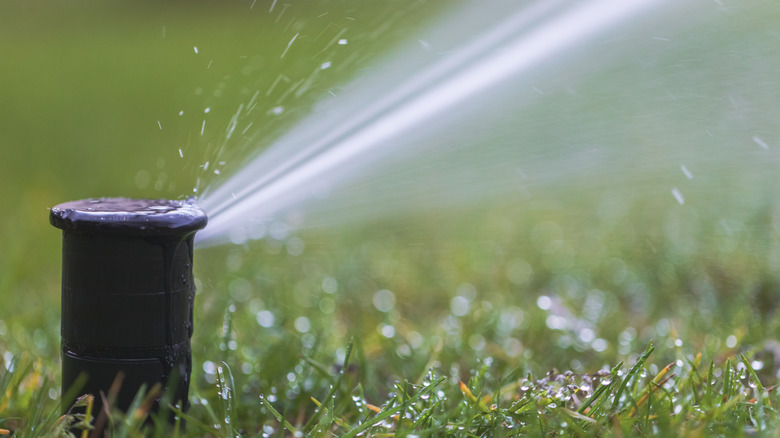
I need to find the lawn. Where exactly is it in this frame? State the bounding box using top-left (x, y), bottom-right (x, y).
top-left (2, 1), bottom-right (780, 436)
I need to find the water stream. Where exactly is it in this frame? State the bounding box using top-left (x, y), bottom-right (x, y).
top-left (195, 0), bottom-right (779, 246)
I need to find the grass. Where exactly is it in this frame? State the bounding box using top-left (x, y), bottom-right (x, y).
top-left (2, 0), bottom-right (780, 436)
top-left (4, 198), bottom-right (780, 436)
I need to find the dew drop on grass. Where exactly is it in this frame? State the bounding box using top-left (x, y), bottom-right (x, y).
top-left (537, 295), bottom-right (552, 310)
top-left (294, 316), bottom-right (311, 333)
top-left (256, 310), bottom-right (275, 328)
top-left (578, 328), bottom-right (595, 343)
top-left (379, 324), bottom-right (395, 338)
top-left (450, 296), bottom-right (470, 316)
top-left (592, 338), bottom-right (608, 352)
top-left (321, 277), bottom-right (338, 294)
top-left (373, 289), bottom-right (396, 312)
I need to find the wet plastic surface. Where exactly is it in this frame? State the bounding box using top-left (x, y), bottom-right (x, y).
top-left (50, 197), bottom-right (207, 236)
top-left (51, 198), bottom-right (207, 420)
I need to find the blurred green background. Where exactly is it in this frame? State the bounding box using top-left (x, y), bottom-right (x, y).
top-left (0, 0), bottom-right (444, 354)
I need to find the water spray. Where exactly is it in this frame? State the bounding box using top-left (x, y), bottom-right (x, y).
top-left (50, 198), bottom-right (207, 420)
top-left (197, 0), bottom-right (672, 246)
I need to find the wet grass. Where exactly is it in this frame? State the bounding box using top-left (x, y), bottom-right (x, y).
top-left (4, 194), bottom-right (780, 436)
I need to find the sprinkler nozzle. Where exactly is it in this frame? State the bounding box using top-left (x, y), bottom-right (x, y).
top-left (50, 198), bottom-right (207, 422)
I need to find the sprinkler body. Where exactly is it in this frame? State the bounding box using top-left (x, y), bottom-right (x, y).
top-left (50, 198), bottom-right (207, 419)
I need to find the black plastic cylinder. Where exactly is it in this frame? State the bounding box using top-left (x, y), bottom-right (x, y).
top-left (50, 198), bottom-right (207, 418)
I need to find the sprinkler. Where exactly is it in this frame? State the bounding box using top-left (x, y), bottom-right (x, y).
top-left (50, 198), bottom-right (207, 421)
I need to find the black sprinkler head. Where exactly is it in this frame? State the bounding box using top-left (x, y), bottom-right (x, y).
top-left (50, 198), bottom-right (207, 420)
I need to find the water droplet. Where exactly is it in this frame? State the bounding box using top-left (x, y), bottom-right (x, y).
top-left (373, 289), bottom-right (396, 312)
top-left (753, 136), bottom-right (770, 150)
top-left (671, 187), bottom-right (684, 205)
top-left (294, 316), bottom-right (311, 333)
top-left (450, 295), bottom-right (470, 316)
top-left (256, 310), bottom-right (275, 328)
top-left (536, 295), bottom-right (552, 310)
top-left (379, 324), bottom-right (395, 338)
top-left (680, 164), bottom-right (693, 179)
top-left (202, 360), bottom-right (216, 375)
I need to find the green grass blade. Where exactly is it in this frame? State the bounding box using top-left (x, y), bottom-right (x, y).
top-left (612, 342), bottom-right (654, 412)
top-left (259, 393), bottom-right (299, 436)
top-left (340, 377), bottom-right (444, 438)
top-left (304, 338), bottom-right (354, 432)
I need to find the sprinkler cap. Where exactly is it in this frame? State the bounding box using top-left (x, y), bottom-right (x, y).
top-left (50, 197), bottom-right (207, 236)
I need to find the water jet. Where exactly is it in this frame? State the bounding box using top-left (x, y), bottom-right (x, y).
top-left (50, 198), bottom-right (207, 420)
